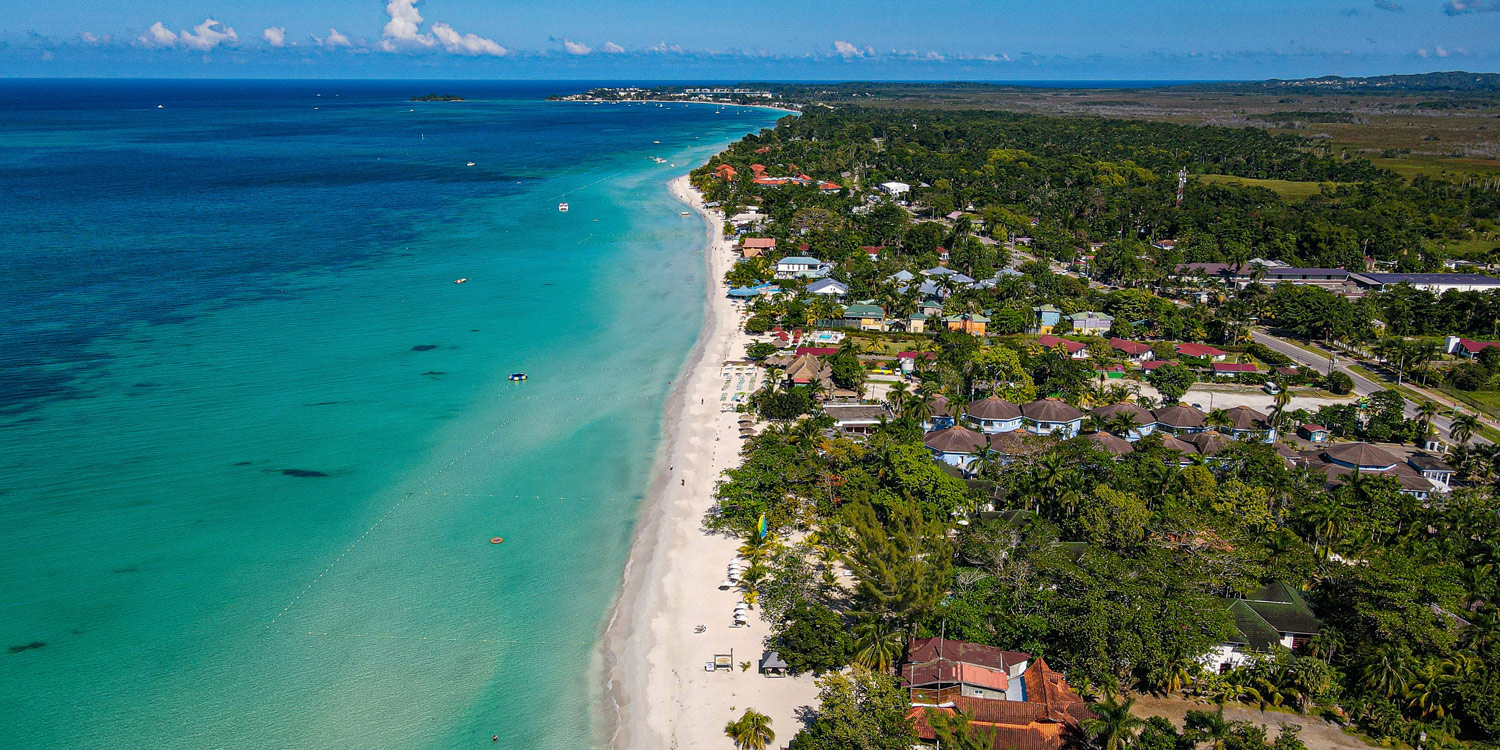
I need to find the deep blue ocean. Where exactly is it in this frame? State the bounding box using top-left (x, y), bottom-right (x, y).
top-left (0, 79), bottom-right (783, 748)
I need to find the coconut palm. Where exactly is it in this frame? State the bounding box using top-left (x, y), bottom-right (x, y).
top-left (1107, 412), bottom-right (1139, 437)
top-left (724, 708), bottom-right (774, 750)
top-left (1451, 411), bottom-right (1481, 447)
top-left (927, 708), bottom-right (995, 750)
top-left (1205, 408), bottom-right (1233, 433)
top-left (905, 389), bottom-right (936, 424)
top-left (851, 617), bottom-right (905, 673)
top-left (885, 380), bottom-right (910, 412)
top-left (967, 445), bottom-right (1000, 481)
top-left (1416, 400), bottom-right (1441, 443)
top-left (1361, 646), bottom-right (1413, 699)
top-left (1184, 707), bottom-right (1234, 750)
top-left (1080, 695), bottom-right (1144, 750)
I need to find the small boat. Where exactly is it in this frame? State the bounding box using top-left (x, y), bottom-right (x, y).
top-left (489, 537), bottom-right (504, 544)
top-left (454, 278), bottom-right (468, 284)
top-left (653, 140), bottom-right (660, 144)
top-left (156, 104), bottom-right (164, 109)
top-left (557, 203), bottom-right (569, 212)
top-left (466, 161), bottom-right (475, 167)
top-left (680, 211), bottom-right (690, 217)
top-left (509, 373), bottom-right (528, 381)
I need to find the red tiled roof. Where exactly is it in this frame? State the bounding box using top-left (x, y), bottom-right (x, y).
top-left (1176, 342), bottom-right (1227, 357)
top-left (741, 237), bottom-right (776, 248)
top-left (907, 638), bottom-right (1030, 672)
top-left (1140, 359), bottom-right (1173, 370)
top-left (754, 146), bottom-right (771, 154)
top-left (903, 660), bottom-right (1010, 692)
top-left (1213, 362), bottom-right (1257, 373)
top-left (1458, 338), bottom-right (1500, 353)
top-left (897, 351), bottom-right (937, 360)
top-left (819, 182), bottom-right (842, 190)
top-left (1301, 424), bottom-right (1328, 432)
top-left (1037, 335), bottom-right (1086, 353)
top-left (1109, 338), bottom-right (1152, 355)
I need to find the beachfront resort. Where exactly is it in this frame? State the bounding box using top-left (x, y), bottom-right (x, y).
top-left (647, 97), bottom-right (1500, 750)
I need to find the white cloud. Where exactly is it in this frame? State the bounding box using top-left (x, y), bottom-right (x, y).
top-left (602, 41), bottom-right (624, 54)
top-left (431, 23), bottom-right (506, 56)
top-left (644, 41), bottom-right (684, 54)
top-left (833, 40), bottom-right (866, 58)
top-left (1435, 45), bottom-right (1450, 57)
top-left (1416, 47), bottom-right (1429, 57)
top-left (323, 28), bottom-right (352, 48)
top-left (562, 39), bottom-right (592, 55)
top-left (263, 27), bottom-right (286, 47)
top-left (383, 0), bottom-right (434, 47)
top-left (80, 32), bottom-right (111, 45)
top-left (978, 53), bottom-right (1013, 63)
top-left (138, 22), bottom-right (178, 48)
top-left (178, 18), bottom-right (237, 51)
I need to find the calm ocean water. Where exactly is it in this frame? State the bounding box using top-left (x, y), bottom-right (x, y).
top-left (0, 80), bottom-right (782, 748)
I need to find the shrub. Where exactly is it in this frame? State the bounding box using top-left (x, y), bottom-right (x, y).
top-left (1322, 370), bottom-right (1354, 395)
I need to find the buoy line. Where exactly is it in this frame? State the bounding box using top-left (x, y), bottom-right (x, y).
top-left (266, 415), bottom-right (517, 630)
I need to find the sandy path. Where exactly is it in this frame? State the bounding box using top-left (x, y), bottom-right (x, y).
top-left (604, 176), bottom-right (818, 750)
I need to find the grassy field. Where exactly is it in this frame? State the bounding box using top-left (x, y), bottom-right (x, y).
top-left (1197, 174), bottom-right (1336, 200)
top-left (1438, 385), bottom-right (1500, 420)
top-left (1367, 152), bottom-right (1500, 181)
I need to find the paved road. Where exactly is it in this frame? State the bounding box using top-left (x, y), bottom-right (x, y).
top-left (1250, 329), bottom-right (1491, 447)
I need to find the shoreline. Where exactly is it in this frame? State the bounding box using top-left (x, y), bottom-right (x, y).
top-left (556, 97), bottom-right (802, 115)
top-left (601, 174), bottom-right (817, 749)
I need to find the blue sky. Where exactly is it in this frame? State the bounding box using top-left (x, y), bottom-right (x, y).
top-left (2, 0), bottom-right (1497, 80)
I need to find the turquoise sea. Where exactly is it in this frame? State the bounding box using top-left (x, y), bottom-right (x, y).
top-left (0, 80), bottom-right (782, 748)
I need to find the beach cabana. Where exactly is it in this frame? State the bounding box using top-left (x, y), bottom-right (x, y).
top-left (760, 651), bottom-right (789, 677)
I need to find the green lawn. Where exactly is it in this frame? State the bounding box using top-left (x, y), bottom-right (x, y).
top-left (1368, 153), bottom-right (1500, 181)
top-left (1438, 385), bottom-right (1500, 421)
top-left (1197, 174), bottom-right (1337, 200)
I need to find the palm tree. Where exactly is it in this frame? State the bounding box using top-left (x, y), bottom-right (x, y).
top-left (1106, 412), bottom-right (1138, 437)
top-left (1361, 647), bottom-right (1413, 699)
top-left (851, 618), bottom-right (905, 673)
top-left (927, 708), bottom-right (995, 750)
top-left (885, 381), bottom-right (910, 412)
top-left (1451, 411), bottom-right (1481, 447)
top-left (1080, 695), bottom-right (1144, 750)
top-left (1205, 408), bottom-right (1233, 433)
top-left (906, 389), bottom-right (936, 424)
top-left (1184, 707), bottom-right (1234, 750)
top-left (1415, 400), bottom-right (1440, 444)
top-left (967, 445), bottom-right (1000, 481)
top-left (724, 708), bottom-right (774, 750)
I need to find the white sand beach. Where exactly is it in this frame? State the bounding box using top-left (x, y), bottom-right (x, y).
top-left (605, 175), bottom-right (818, 750)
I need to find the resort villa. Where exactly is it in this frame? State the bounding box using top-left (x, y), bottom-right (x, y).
top-left (1037, 335), bottom-right (1087, 359)
top-left (964, 396), bottom-right (1024, 434)
top-left (840, 303), bottom-right (888, 331)
top-left (1066, 311), bottom-right (1113, 334)
top-left (1031, 305), bottom-right (1061, 334)
top-left (775, 256), bottom-right (834, 279)
top-left (1205, 582), bottom-right (1323, 674)
top-left (903, 638), bottom-right (1093, 750)
top-left (805, 278), bottom-right (848, 297)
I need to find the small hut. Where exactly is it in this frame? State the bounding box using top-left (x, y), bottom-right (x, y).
top-left (760, 650), bottom-right (788, 677)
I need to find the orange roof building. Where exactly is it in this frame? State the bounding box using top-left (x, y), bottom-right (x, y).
top-left (714, 164), bottom-right (737, 181)
top-left (902, 639), bottom-right (1093, 750)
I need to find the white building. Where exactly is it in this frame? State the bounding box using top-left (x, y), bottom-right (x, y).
top-left (1349, 272), bottom-right (1500, 295)
top-left (878, 181), bottom-right (911, 197)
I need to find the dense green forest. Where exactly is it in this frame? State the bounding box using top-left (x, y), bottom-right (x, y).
top-left (699, 106), bottom-right (1498, 272)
